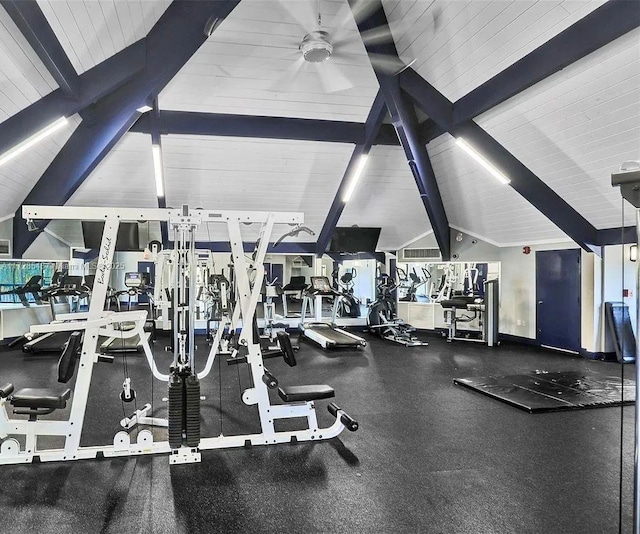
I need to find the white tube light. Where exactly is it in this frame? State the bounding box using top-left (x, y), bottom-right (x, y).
top-left (342, 154), bottom-right (369, 202)
top-left (456, 137), bottom-right (510, 185)
top-left (152, 144), bottom-right (164, 197)
top-left (0, 117), bottom-right (68, 167)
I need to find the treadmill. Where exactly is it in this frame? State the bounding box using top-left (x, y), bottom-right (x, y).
top-left (299, 276), bottom-right (366, 349)
top-left (22, 276), bottom-right (88, 353)
top-left (100, 272), bottom-right (154, 354)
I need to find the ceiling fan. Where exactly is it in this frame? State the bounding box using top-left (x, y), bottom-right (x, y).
top-left (269, 0), bottom-right (411, 93)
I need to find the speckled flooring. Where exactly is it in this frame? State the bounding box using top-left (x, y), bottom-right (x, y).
top-left (0, 331), bottom-right (633, 533)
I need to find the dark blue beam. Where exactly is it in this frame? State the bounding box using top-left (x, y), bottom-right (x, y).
top-left (1, 0), bottom-right (79, 97)
top-left (14, 0), bottom-right (241, 257)
top-left (315, 91), bottom-right (387, 256)
top-left (597, 226), bottom-right (636, 246)
top-left (400, 67), bottom-right (600, 252)
top-left (454, 0), bottom-right (640, 124)
top-left (350, 0), bottom-right (450, 259)
top-left (0, 39), bottom-right (145, 158)
top-left (131, 110), bottom-right (399, 146)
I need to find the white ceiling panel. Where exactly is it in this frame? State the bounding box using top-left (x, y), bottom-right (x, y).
top-left (162, 134), bottom-right (353, 242)
top-left (0, 6), bottom-right (58, 122)
top-left (339, 145), bottom-right (432, 251)
top-left (478, 28), bottom-right (640, 230)
top-left (160, 0), bottom-right (379, 121)
top-left (0, 114), bottom-right (81, 219)
top-left (384, 0), bottom-right (606, 103)
top-left (37, 0), bottom-right (171, 74)
top-left (67, 132), bottom-right (159, 209)
top-left (427, 134), bottom-right (568, 245)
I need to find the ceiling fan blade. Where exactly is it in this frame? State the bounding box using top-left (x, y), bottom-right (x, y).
top-left (267, 57), bottom-right (307, 92)
top-left (368, 53), bottom-right (416, 75)
top-left (315, 61), bottom-right (354, 93)
top-left (359, 25), bottom-right (394, 46)
top-left (348, 0), bottom-right (385, 26)
top-left (275, 0), bottom-right (317, 34)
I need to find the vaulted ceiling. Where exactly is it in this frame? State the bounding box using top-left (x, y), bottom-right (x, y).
top-left (0, 0), bottom-right (638, 255)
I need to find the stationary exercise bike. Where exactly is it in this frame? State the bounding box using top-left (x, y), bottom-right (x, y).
top-left (367, 274), bottom-right (428, 347)
top-left (332, 268), bottom-right (360, 318)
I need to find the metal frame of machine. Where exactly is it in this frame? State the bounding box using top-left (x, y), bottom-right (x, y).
top-left (0, 205), bottom-right (357, 465)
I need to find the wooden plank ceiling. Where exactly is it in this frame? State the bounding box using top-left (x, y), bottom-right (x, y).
top-left (0, 0), bottom-right (637, 251)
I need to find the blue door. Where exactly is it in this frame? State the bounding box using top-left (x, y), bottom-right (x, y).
top-left (536, 249), bottom-right (581, 351)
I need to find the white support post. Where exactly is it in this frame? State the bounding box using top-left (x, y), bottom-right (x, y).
top-left (64, 218), bottom-right (120, 456)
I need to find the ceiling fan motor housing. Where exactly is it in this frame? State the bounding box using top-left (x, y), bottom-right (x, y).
top-left (300, 30), bottom-right (333, 63)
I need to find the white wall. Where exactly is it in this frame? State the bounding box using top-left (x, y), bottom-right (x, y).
top-left (23, 231), bottom-right (70, 261)
top-left (450, 230), bottom-right (500, 262)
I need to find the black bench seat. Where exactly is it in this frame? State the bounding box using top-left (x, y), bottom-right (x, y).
top-left (278, 385), bottom-right (335, 403)
top-left (11, 388), bottom-right (71, 410)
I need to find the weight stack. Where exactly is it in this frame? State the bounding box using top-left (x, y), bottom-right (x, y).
top-left (168, 371), bottom-right (185, 449)
top-left (184, 374), bottom-right (201, 447)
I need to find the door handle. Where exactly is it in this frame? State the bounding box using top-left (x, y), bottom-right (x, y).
top-left (537, 300), bottom-right (543, 304)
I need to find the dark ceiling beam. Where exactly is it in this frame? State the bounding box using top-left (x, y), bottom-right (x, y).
top-left (131, 110), bottom-right (399, 146)
top-left (350, 0), bottom-right (450, 259)
top-left (315, 91), bottom-right (387, 256)
top-left (597, 226), bottom-right (636, 246)
top-left (1, 0), bottom-right (79, 97)
top-left (454, 0), bottom-right (640, 124)
top-left (0, 40), bottom-right (145, 158)
top-left (14, 0), bottom-right (241, 257)
top-left (400, 67), bottom-right (600, 253)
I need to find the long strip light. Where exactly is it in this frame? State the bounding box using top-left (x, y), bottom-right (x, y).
top-left (0, 117), bottom-right (68, 167)
top-left (342, 154), bottom-right (369, 202)
top-left (456, 137), bottom-right (510, 185)
top-left (152, 144), bottom-right (164, 197)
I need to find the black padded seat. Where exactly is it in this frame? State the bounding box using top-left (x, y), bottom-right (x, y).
top-left (440, 297), bottom-right (476, 309)
top-left (278, 385), bottom-right (335, 403)
top-left (11, 388), bottom-right (71, 410)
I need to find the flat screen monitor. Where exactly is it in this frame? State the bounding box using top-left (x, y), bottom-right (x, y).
top-left (82, 221), bottom-right (140, 251)
top-left (310, 276), bottom-right (332, 293)
top-left (328, 227), bottom-right (381, 253)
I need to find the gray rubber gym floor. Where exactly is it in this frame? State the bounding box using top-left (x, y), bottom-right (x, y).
top-left (0, 332), bottom-right (633, 534)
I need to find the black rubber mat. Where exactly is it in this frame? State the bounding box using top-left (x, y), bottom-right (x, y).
top-left (454, 370), bottom-right (635, 413)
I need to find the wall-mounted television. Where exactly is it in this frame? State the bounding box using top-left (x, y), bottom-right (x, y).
top-left (82, 221), bottom-right (140, 251)
top-left (328, 227), bottom-right (381, 253)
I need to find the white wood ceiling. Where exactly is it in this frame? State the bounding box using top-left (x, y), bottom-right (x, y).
top-left (37, 0), bottom-right (171, 74)
top-left (427, 133), bottom-right (568, 246)
top-left (161, 134), bottom-right (354, 242)
top-left (56, 132), bottom-right (162, 246)
top-left (0, 7), bottom-right (58, 122)
top-left (0, 114), bottom-right (80, 219)
top-left (0, 0), bottom-right (638, 252)
top-left (384, 0), bottom-right (606, 103)
top-left (160, 0), bottom-right (379, 121)
top-left (478, 27), bottom-right (640, 230)
top-left (338, 145), bottom-right (433, 250)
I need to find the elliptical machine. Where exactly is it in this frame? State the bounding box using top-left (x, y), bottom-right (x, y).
top-left (367, 274), bottom-right (428, 347)
top-left (332, 267), bottom-right (360, 318)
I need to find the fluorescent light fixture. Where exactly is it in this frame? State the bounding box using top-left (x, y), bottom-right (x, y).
top-left (455, 137), bottom-right (510, 185)
top-left (152, 144), bottom-right (164, 197)
top-left (342, 154), bottom-right (369, 202)
top-left (0, 117), bottom-right (68, 167)
top-left (136, 104), bottom-right (153, 113)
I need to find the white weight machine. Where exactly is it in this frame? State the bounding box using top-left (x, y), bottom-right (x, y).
top-left (0, 205), bottom-right (358, 465)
